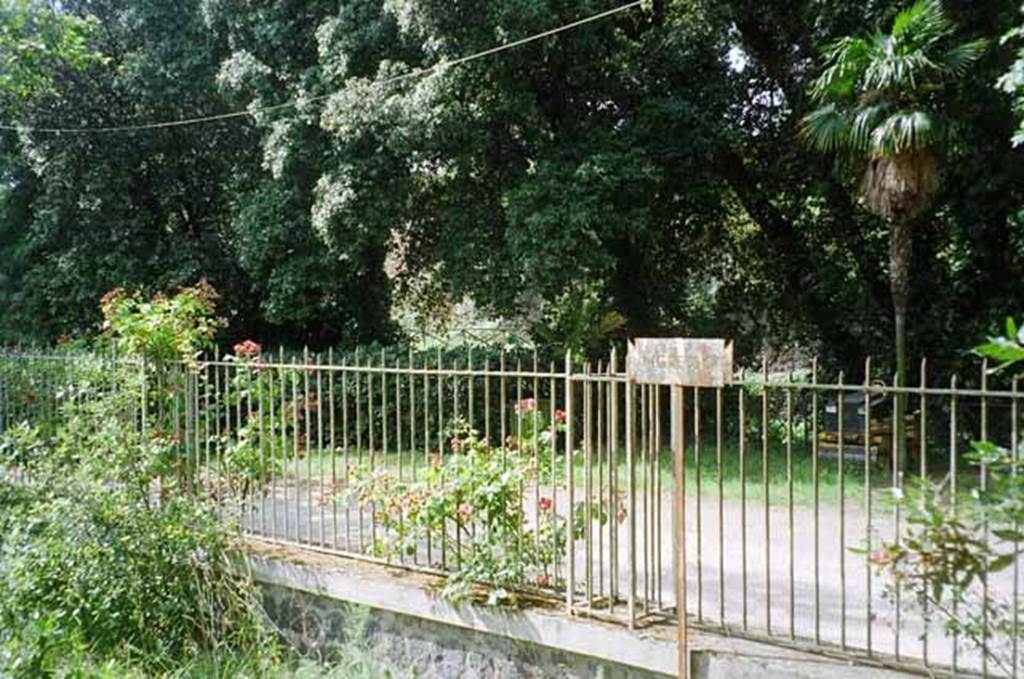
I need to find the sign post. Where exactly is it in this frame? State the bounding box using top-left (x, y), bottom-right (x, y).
top-left (627, 338), bottom-right (733, 679)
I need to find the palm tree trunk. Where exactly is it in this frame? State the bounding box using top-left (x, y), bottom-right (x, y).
top-left (890, 218), bottom-right (912, 472)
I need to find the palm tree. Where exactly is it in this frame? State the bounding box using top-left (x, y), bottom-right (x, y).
top-left (801, 0), bottom-right (986, 469)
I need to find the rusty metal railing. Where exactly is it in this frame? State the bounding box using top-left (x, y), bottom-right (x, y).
top-left (1, 345), bottom-right (1020, 677)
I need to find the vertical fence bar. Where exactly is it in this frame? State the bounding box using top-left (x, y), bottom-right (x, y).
top-left (423, 353), bottom-right (431, 566)
top-left (694, 386), bottom-right (703, 622)
top-left (838, 371), bottom-right (847, 650)
top-left (864, 359), bottom-right (873, 657)
top-left (565, 351), bottom-right (575, 615)
top-left (655, 384), bottom-right (663, 611)
top-left (269, 366), bottom-right (278, 540)
top-left (343, 351), bottom-right (351, 552)
top-left (484, 357), bottom-right (491, 447)
top-left (533, 352), bottom-right (541, 562)
top-left (642, 383), bottom-right (650, 614)
top-left (318, 355), bottom-right (326, 547)
top-left (515, 358), bottom-right (523, 574)
top-left (950, 374), bottom-right (959, 673)
top-left (786, 372), bottom-right (795, 640)
top-left (395, 355), bottom-right (404, 563)
top-left (812, 359), bottom-right (821, 644)
top-left (919, 359), bottom-right (929, 667)
top-left (761, 358), bottom-right (771, 635)
top-left (409, 349), bottom-right (416, 488)
top-left (292, 356), bottom-right (301, 545)
top-left (584, 364), bottom-right (593, 608)
top-left (234, 357), bottom-right (243, 523)
top-left (201, 359), bottom-right (210, 502)
top-left (717, 384), bottom-right (725, 628)
top-left (380, 350), bottom-right (388, 562)
top-left (550, 360), bottom-right (559, 585)
top-left (626, 374), bottom-right (636, 626)
top-left (436, 349), bottom-right (445, 570)
top-left (1012, 376), bottom-right (1019, 677)
top-left (356, 349), bottom-right (365, 553)
top-left (257, 361), bottom-right (266, 536)
top-left (610, 349), bottom-right (619, 613)
top-left (739, 380), bottom-right (748, 630)
top-left (368, 351), bottom-right (377, 554)
top-left (501, 351), bottom-right (507, 465)
top-left (329, 349), bottom-right (337, 550)
top-left (892, 369), bottom-right (902, 662)
top-left (304, 349), bottom-right (313, 545)
top-left (980, 360), bottom-right (990, 678)
top-left (596, 360), bottom-right (605, 603)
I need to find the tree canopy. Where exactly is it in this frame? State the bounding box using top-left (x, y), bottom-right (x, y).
top-left (0, 0), bottom-right (1022, 372)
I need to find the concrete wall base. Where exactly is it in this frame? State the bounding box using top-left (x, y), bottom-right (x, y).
top-left (245, 540), bottom-right (920, 679)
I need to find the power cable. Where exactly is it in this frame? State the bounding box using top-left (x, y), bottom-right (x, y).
top-left (0, 0), bottom-right (644, 134)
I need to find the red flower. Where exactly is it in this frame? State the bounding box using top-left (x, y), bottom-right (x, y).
top-left (233, 340), bottom-right (261, 358)
top-left (539, 496), bottom-right (553, 512)
top-left (554, 409), bottom-right (566, 424)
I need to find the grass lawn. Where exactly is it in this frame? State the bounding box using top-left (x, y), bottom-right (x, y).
top-left (232, 437), bottom-right (918, 509)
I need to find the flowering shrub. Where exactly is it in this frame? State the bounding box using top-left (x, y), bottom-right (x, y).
top-left (0, 360), bottom-right (274, 676)
top-left (509, 397), bottom-right (566, 484)
top-left (351, 421), bottom-right (559, 603)
top-left (348, 416), bottom-right (623, 604)
top-left (99, 281), bottom-right (225, 364)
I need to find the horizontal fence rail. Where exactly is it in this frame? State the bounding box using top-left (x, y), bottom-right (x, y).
top-left (0, 346), bottom-right (1021, 677)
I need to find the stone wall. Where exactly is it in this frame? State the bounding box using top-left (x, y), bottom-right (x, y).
top-left (262, 583), bottom-right (671, 679)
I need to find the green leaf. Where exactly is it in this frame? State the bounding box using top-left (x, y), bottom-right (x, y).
top-left (990, 553), bottom-right (1016, 573)
top-left (800, 104), bottom-right (852, 153)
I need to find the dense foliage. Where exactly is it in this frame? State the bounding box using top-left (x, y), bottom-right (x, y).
top-left (0, 301), bottom-right (275, 675)
top-left (0, 1), bottom-right (1022, 373)
top-left (0, 284), bottom-right (397, 677)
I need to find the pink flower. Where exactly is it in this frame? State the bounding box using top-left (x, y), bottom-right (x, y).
top-left (870, 548), bottom-right (893, 567)
top-left (457, 503), bottom-right (474, 520)
top-left (233, 340), bottom-right (261, 358)
top-left (539, 496), bottom-right (553, 512)
top-left (516, 398), bottom-right (536, 413)
top-left (554, 409), bottom-right (566, 424)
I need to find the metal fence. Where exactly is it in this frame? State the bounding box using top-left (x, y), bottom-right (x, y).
top-left (0, 346), bottom-right (1020, 677)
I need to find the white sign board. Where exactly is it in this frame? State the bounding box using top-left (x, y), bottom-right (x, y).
top-left (626, 338), bottom-right (733, 387)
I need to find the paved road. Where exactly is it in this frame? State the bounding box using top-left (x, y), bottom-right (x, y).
top-left (239, 479), bottom-right (1017, 674)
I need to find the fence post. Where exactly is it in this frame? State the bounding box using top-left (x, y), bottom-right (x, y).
top-left (672, 384), bottom-right (689, 679)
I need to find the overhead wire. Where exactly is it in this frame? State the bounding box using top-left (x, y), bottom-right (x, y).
top-left (0, 0), bottom-right (644, 135)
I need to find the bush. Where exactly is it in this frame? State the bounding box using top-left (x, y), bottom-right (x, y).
top-left (0, 386), bottom-right (275, 676)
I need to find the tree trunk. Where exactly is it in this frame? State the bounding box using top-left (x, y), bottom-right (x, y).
top-left (890, 218), bottom-right (912, 472)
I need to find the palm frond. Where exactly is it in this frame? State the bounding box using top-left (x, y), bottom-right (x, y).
top-left (800, 103), bottom-right (852, 153)
top-left (811, 36), bottom-right (872, 101)
top-left (891, 0), bottom-right (952, 46)
top-left (940, 38), bottom-right (988, 76)
top-left (862, 48), bottom-right (940, 91)
top-left (869, 109), bottom-right (942, 157)
top-left (849, 101), bottom-right (893, 151)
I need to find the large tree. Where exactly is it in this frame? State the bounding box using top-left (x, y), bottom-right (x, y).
top-left (1, 0), bottom-right (1022, 369)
